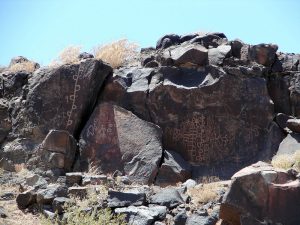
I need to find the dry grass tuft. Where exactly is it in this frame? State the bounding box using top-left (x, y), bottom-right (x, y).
top-left (87, 162), bottom-right (102, 176)
top-left (187, 182), bottom-right (222, 205)
top-left (271, 150), bottom-right (300, 171)
top-left (93, 39), bottom-right (138, 68)
top-left (14, 163), bottom-right (33, 178)
top-left (7, 61), bottom-right (37, 73)
top-left (50, 45), bottom-right (81, 67)
top-left (199, 175), bottom-right (220, 184)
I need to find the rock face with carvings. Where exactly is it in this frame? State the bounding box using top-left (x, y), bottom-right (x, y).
top-left (100, 64), bottom-right (280, 178)
top-left (0, 58), bottom-right (112, 169)
top-left (79, 102), bottom-right (163, 184)
top-left (12, 59), bottom-right (112, 142)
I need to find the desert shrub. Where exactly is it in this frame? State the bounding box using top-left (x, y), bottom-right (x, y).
top-left (7, 61), bottom-right (36, 73)
top-left (93, 39), bottom-right (138, 68)
top-left (41, 201), bottom-right (125, 225)
top-left (50, 45), bottom-right (81, 66)
top-left (271, 150), bottom-right (300, 171)
top-left (41, 186), bottom-right (125, 225)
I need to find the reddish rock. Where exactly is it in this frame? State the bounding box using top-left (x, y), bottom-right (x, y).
top-left (249, 44), bottom-right (278, 66)
top-left (220, 162), bottom-right (300, 225)
top-left (286, 118), bottom-right (300, 133)
top-left (28, 130), bottom-right (77, 172)
top-left (79, 102), bottom-right (163, 184)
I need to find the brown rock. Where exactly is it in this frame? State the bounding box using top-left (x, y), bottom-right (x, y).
top-left (29, 130), bottom-right (77, 172)
top-left (286, 118), bottom-right (300, 133)
top-left (220, 162), bottom-right (300, 225)
top-left (79, 102), bottom-right (163, 184)
top-left (249, 44), bottom-right (278, 66)
top-left (16, 189), bottom-right (37, 209)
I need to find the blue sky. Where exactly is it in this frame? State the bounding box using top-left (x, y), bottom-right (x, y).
top-left (0, 0), bottom-right (299, 66)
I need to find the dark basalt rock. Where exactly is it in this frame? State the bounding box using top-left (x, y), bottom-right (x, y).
top-left (101, 63), bottom-right (280, 179)
top-left (79, 102), bottom-right (163, 184)
top-left (156, 34), bottom-right (180, 49)
top-left (149, 188), bottom-right (186, 209)
top-left (155, 150), bottom-right (192, 186)
top-left (0, 99), bottom-right (11, 143)
top-left (28, 130), bottom-right (77, 172)
top-left (12, 58), bottom-right (112, 143)
top-left (107, 190), bottom-right (146, 208)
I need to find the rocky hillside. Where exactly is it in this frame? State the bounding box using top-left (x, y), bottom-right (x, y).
top-left (1, 32), bottom-right (300, 225)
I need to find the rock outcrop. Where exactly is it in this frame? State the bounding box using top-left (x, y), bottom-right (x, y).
top-left (0, 31), bottom-right (300, 183)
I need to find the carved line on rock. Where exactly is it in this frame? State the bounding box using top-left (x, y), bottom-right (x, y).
top-left (66, 71), bottom-right (81, 127)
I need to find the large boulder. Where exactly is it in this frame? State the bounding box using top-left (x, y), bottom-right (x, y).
top-left (101, 64), bottom-right (278, 179)
top-left (220, 162), bottom-right (300, 225)
top-left (148, 66), bottom-right (275, 176)
top-left (160, 44), bottom-right (208, 67)
top-left (28, 130), bottom-right (77, 172)
top-left (100, 67), bottom-right (154, 121)
top-left (12, 58), bottom-right (112, 143)
top-left (79, 102), bottom-right (163, 184)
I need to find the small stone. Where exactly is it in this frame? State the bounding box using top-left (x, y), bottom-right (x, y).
top-left (52, 197), bottom-right (70, 214)
top-left (174, 210), bottom-right (187, 225)
top-left (16, 189), bottom-right (37, 209)
top-left (287, 119), bottom-right (300, 133)
top-left (182, 179), bottom-right (197, 190)
top-left (0, 206), bottom-right (8, 218)
top-left (0, 192), bottom-right (14, 200)
top-left (68, 187), bottom-right (88, 199)
top-left (107, 190), bottom-right (146, 208)
top-left (150, 188), bottom-right (186, 209)
top-left (25, 174), bottom-right (48, 188)
top-left (82, 174), bottom-right (107, 186)
top-left (66, 172), bottom-right (83, 186)
top-left (36, 184), bottom-right (68, 205)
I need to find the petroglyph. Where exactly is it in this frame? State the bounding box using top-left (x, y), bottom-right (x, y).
top-left (66, 73), bottom-right (81, 127)
top-left (165, 113), bottom-right (262, 164)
